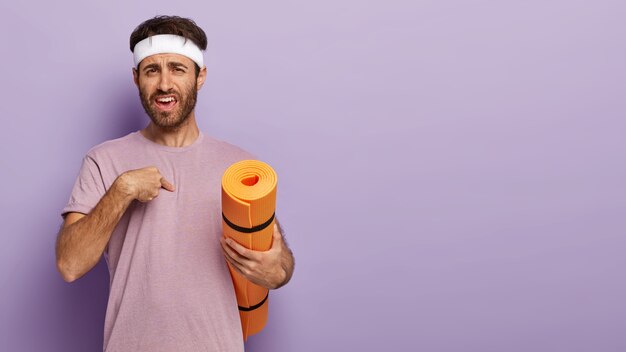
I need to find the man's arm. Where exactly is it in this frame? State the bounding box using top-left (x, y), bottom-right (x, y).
top-left (220, 219), bottom-right (295, 290)
top-left (56, 167), bottom-right (175, 282)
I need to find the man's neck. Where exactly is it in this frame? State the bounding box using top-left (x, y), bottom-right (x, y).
top-left (141, 114), bottom-right (200, 148)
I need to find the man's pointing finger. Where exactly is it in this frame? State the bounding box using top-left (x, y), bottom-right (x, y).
top-left (160, 177), bottom-right (175, 192)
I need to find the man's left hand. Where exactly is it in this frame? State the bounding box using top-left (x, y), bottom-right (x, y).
top-left (220, 222), bottom-right (294, 290)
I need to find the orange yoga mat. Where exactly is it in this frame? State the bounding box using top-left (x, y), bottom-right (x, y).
top-left (221, 160), bottom-right (277, 340)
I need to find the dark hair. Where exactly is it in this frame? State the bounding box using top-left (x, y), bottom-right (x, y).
top-left (130, 15), bottom-right (207, 75)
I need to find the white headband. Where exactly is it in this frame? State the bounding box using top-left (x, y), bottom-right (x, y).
top-left (133, 34), bottom-right (204, 68)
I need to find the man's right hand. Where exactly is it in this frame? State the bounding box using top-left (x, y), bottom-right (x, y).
top-left (116, 166), bottom-right (175, 202)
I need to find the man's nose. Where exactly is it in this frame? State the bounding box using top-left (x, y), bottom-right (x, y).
top-left (158, 71), bottom-right (174, 92)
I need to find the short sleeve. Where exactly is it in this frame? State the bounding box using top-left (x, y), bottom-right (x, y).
top-left (61, 155), bottom-right (107, 218)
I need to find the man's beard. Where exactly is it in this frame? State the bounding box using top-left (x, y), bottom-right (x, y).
top-left (139, 82), bottom-right (198, 131)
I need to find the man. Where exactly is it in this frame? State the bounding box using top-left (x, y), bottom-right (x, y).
top-left (56, 15), bottom-right (295, 352)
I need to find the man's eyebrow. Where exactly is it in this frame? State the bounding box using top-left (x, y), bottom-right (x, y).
top-left (168, 62), bottom-right (189, 69)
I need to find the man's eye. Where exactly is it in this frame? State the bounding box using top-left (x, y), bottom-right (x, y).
top-left (175, 68), bottom-right (185, 72)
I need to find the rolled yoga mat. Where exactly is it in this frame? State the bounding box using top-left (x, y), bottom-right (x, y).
top-left (221, 160), bottom-right (277, 340)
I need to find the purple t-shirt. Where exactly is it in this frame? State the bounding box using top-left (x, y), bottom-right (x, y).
top-left (62, 131), bottom-right (253, 352)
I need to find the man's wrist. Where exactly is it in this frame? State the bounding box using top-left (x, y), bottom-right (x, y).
top-left (271, 265), bottom-right (290, 290)
top-left (112, 174), bottom-right (136, 203)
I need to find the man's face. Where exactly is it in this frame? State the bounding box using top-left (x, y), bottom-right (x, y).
top-left (133, 53), bottom-right (206, 130)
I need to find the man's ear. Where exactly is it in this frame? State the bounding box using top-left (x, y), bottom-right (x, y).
top-left (132, 67), bottom-right (139, 87)
top-left (196, 66), bottom-right (207, 90)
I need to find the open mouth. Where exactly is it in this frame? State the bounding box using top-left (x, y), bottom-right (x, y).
top-left (154, 95), bottom-right (178, 111)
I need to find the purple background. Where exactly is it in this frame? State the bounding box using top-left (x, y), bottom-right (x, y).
top-left (1, 1), bottom-right (625, 351)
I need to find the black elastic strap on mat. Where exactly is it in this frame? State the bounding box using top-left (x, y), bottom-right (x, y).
top-left (239, 292), bottom-right (269, 312)
top-left (223, 212), bottom-right (275, 234)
